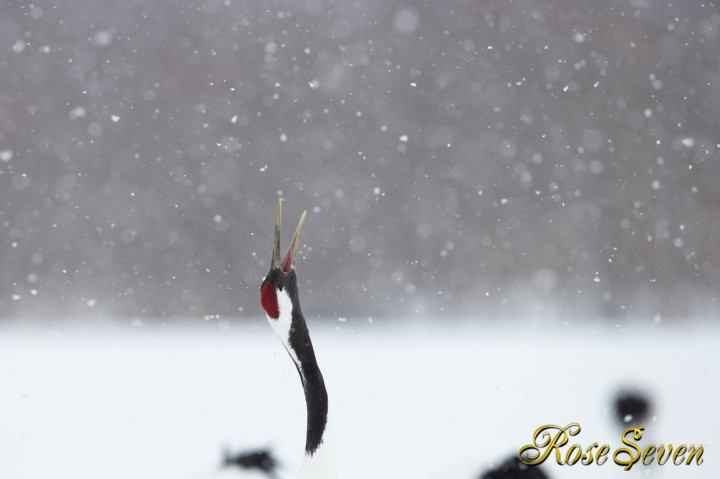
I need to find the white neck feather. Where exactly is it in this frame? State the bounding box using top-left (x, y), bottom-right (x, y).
top-left (266, 288), bottom-right (302, 373)
top-left (298, 413), bottom-right (337, 479)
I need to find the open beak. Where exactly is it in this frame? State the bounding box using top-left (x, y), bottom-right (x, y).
top-left (272, 198), bottom-right (307, 273)
top-left (272, 198), bottom-right (282, 269)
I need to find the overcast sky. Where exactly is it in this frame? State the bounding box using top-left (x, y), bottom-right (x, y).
top-left (1, 0), bottom-right (719, 321)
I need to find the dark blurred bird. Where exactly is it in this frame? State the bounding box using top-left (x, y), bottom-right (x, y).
top-left (479, 456), bottom-right (549, 479)
top-left (613, 390), bottom-right (651, 427)
top-left (259, 199), bottom-right (336, 478)
top-left (222, 448), bottom-right (279, 478)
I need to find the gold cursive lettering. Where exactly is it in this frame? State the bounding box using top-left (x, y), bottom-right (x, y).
top-left (686, 445), bottom-right (704, 465)
top-left (596, 444), bottom-right (610, 465)
top-left (673, 445), bottom-right (687, 465)
top-left (657, 444), bottom-right (672, 465)
top-left (581, 443), bottom-right (598, 465)
top-left (642, 444), bottom-right (656, 465)
top-left (518, 423), bottom-right (580, 466)
top-left (518, 424), bottom-right (704, 469)
top-left (613, 426), bottom-right (643, 471)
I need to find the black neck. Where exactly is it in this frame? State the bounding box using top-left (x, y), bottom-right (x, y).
top-left (288, 302), bottom-right (329, 455)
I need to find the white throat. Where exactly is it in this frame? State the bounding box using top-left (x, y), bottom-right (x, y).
top-left (266, 287), bottom-right (302, 373)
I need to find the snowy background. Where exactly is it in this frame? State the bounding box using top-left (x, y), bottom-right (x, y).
top-left (1, 323), bottom-right (717, 479)
top-left (1, 0), bottom-right (719, 478)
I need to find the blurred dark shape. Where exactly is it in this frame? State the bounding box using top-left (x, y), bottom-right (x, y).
top-left (223, 448), bottom-right (279, 478)
top-left (479, 456), bottom-right (549, 479)
top-left (613, 390), bottom-right (651, 427)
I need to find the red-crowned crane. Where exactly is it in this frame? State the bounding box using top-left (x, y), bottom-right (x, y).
top-left (259, 199), bottom-right (336, 479)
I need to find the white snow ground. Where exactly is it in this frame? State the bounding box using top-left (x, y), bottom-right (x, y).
top-left (0, 319), bottom-right (717, 479)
